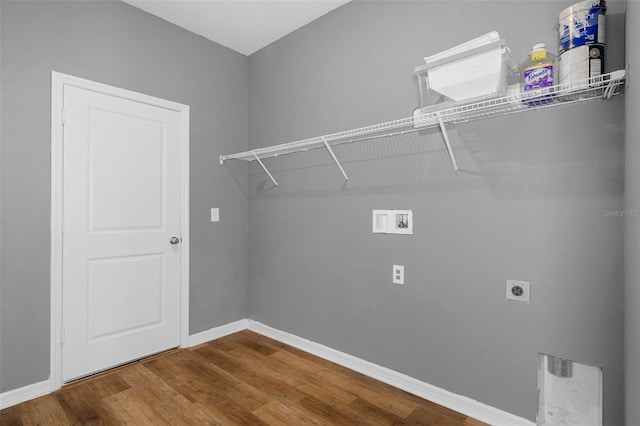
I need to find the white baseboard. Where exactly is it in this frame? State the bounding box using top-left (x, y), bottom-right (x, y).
top-left (246, 319), bottom-right (535, 426)
top-left (0, 380), bottom-right (51, 410)
top-left (187, 319), bottom-right (248, 347)
top-left (0, 320), bottom-right (248, 410)
top-left (1, 318), bottom-right (535, 426)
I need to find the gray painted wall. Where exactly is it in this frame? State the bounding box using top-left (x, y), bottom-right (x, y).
top-left (248, 1), bottom-right (625, 423)
top-left (0, 0), bottom-right (630, 423)
top-left (0, 0), bottom-right (249, 392)
top-left (625, 0), bottom-right (640, 424)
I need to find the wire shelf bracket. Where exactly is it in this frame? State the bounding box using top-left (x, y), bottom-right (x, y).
top-left (322, 137), bottom-right (349, 181)
top-left (252, 151), bottom-right (278, 186)
top-left (220, 70), bottom-right (626, 183)
top-left (437, 117), bottom-right (459, 172)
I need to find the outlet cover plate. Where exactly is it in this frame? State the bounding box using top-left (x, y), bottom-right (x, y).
top-left (393, 265), bottom-right (405, 285)
top-left (506, 280), bottom-right (530, 303)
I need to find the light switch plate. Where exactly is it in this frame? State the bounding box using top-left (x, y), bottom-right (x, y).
top-left (210, 208), bottom-right (220, 222)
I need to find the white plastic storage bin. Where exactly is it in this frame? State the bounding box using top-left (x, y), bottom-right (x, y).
top-left (415, 32), bottom-right (517, 108)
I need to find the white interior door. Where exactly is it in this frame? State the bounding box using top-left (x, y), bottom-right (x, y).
top-left (62, 85), bottom-right (183, 382)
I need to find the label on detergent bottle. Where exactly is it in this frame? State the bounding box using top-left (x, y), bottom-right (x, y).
top-left (523, 63), bottom-right (554, 91)
top-left (523, 63), bottom-right (554, 105)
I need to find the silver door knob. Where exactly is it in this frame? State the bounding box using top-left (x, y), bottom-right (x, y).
top-left (169, 237), bottom-right (180, 245)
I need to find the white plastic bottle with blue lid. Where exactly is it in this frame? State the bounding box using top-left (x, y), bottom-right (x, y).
top-left (522, 43), bottom-right (557, 105)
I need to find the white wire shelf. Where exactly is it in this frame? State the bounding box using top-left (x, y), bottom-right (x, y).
top-left (220, 70), bottom-right (626, 185)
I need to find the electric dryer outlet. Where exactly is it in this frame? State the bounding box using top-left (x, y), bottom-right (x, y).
top-left (506, 280), bottom-right (531, 303)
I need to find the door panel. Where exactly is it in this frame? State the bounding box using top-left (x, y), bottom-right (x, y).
top-left (87, 254), bottom-right (163, 340)
top-left (62, 85), bottom-right (182, 382)
top-left (89, 108), bottom-right (166, 231)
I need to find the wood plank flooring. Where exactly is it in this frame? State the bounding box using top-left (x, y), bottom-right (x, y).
top-left (1, 330), bottom-right (487, 425)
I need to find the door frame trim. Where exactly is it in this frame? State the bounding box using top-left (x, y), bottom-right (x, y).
top-left (50, 71), bottom-right (190, 391)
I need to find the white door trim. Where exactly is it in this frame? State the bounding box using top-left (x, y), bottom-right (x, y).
top-left (50, 71), bottom-right (190, 391)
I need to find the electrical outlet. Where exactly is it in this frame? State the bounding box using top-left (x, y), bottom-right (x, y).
top-left (506, 280), bottom-right (530, 303)
top-left (393, 265), bottom-right (404, 285)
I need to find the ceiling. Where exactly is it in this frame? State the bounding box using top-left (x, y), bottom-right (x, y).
top-left (121, 0), bottom-right (351, 56)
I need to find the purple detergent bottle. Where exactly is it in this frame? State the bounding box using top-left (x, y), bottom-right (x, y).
top-left (522, 43), bottom-right (557, 106)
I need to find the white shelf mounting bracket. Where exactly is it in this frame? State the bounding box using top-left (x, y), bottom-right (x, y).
top-left (322, 138), bottom-right (349, 181)
top-left (252, 151), bottom-right (279, 186)
top-left (438, 117), bottom-right (459, 172)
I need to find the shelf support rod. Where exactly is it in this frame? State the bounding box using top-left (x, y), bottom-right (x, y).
top-left (252, 151), bottom-right (278, 186)
top-left (438, 117), bottom-right (459, 172)
top-left (322, 138), bottom-right (349, 181)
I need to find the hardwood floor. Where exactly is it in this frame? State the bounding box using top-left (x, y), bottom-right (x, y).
top-left (1, 330), bottom-right (487, 425)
